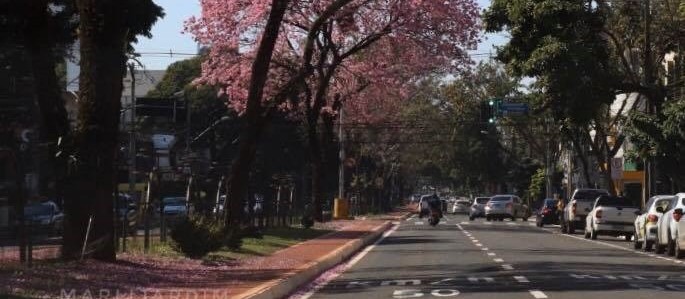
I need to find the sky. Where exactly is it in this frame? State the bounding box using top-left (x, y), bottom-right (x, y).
top-left (136, 0), bottom-right (507, 70)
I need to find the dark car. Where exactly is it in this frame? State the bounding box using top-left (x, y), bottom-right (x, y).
top-left (23, 201), bottom-right (63, 236)
top-left (536, 198), bottom-right (559, 227)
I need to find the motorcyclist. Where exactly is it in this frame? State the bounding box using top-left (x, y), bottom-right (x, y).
top-left (427, 193), bottom-right (443, 219)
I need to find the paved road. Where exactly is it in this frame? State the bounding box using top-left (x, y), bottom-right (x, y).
top-left (304, 214), bottom-right (685, 299)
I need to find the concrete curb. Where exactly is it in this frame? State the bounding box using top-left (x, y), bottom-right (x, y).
top-left (236, 221), bottom-right (393, 299)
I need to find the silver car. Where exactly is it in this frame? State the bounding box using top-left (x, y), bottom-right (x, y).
top-left (469, 197), bottom-right (490, 220)
top-left (485, 195), bottom-right (529, 221)
top-left (452, 199), bottom-right (471, 214)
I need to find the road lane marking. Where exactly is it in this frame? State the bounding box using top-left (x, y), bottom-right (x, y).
top-left (414, 221), bottom-right (424, 225)
top-left (481, 248), bottom-right (489, 251)
top-left (487, 252), bottom-right (496, 256)
top-left (514, 276), bottom-right (530, 283)
top-left (475, 243), bottom-right (483, 247)
top-left (293, 223), bottom-right (399, 299)
top-left (507, 222), bottom-right (517, 226)
top-left (484, 222), bottom-right (493, 225)
top-left (493, 258), bottom-right (504, 263)
top-left (501, 264), bottom-right (514, 270)
top-left (529, 290), bottom-right (548, 298)
top-left (468, 277), bottom-right (494, 283)
top-left (540, 226), bottom-right (685, 268)
top-left (460, 221), bottom-right (468, 224)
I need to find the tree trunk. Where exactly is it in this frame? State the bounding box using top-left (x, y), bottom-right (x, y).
top-left (63, 0), bottom-right (128, 261)
top-left (224, 0), bottom-right (290, 229)
top-left (307, 121), bottom-right (324, 221)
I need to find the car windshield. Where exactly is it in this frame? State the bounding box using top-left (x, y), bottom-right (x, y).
top-left (163, 197), bottom-right (186, 206)
top-left (596, 196), bottom-right (637, 208)
top-left (475, 198), bottom-right (490, 204)
top-left (490, 196), bottom-right (510, 202)
top-left (574, 190), bottom-right (608, 201)
top-left (24, 204), bottom-right (52, 216)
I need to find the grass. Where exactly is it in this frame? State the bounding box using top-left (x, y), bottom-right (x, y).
top-left (119, 226), bottom-right (332, 261)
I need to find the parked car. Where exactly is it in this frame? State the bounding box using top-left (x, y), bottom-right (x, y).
top-left (485, 195), bottom-right (529, 221)
top-left (584, 195), bottom-right (639, 241)
top-left (469, 197), bottom-right (490, 220)
top-left (562, 188), bottom-right (610, 234)
top-left (655, 193), bottom-right (685, 258)
top-left (535, 198), bottom-right (559, 227)
top-left (452, 199), bottom-right (471, 214)
top-left (23, 201), bottom-right (63, 236)
top-left (161, 196), bottom-right (189, 217)
top-left (633, 195), bottom-right (675, 251)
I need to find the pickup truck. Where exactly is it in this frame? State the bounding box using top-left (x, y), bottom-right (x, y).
top-left (562, 188), bottom-right (609, 234)
top-left (584, 195), bottom-right (639, 241)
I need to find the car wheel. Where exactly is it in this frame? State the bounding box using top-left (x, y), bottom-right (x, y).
top-left (667, 232), bottom-right (676, 256)
top-left (568, 222), bottom-right (575, 234)
top-left (590, 228), bottom-right (598, 240)
top-left (625, 234), bottom-right (633, 242)
top-left (469, 216), bottom-right (475, 221)
top-left (511, 216), bottom-right (516, 221)
top-left (656, 234), bottom-right (666, 254)
top-left (486, 216), bottom-right (491, 221)
top-left (633, 229), bottom-right (643, 249)
top-left (644, 240), bottom-right (654, 252)
top-left (523, 217), bottom-right (529, 222)
top-left (675, 234), bottom-right (684, 259)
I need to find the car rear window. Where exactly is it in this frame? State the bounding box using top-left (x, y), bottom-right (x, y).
top-left (596, 196), bottom-right (637, 208)
top-left (544, 200), bottom-right (557, 207)
top-left (574, 190), bottom-right (608, 201)
top-left (476, 198), bottom-right (489, 204)
top-left (490, 196), bottom-right (510, 202)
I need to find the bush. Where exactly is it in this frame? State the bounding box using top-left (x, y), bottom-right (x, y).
top-left (170, 216), bottom-right (223, 258)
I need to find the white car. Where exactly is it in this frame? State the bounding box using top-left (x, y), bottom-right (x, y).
top-left (655, 193), bottom-right (685, 258)
top-left (562, 188), bottom-right (609, 234)
top-left (584, 195), bottom-right (639, 241)
top-left (633, 195), bottom-right (675, 251)
top-left (452, 199), bottom-right (471, 214)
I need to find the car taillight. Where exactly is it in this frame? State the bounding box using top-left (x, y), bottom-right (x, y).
top-left (543, 208), bottom-right (551, 214)
top-left (596, 210), bottom-right (602, 219)
top-left (674, 211), bottom-right (683, 222)
top-left (506, 203), bottom-right (513, 209)
top-left (648, 214), bottom-right (659, 223)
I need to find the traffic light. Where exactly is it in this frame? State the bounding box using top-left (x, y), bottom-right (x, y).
top-left (481, 98), bottom-right (502, 124)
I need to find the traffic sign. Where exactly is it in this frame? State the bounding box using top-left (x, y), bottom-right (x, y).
top-left (500, 103), bottom-right (529, 114)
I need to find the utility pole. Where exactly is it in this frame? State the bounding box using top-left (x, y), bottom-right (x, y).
top-left (125, 62), bottom-right (136, 251)
top-left (338, 104), bottom-right (345, 200)
top-left (643, 0), bottom-right (654, 200)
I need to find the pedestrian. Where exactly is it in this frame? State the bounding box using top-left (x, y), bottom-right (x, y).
top-left (555, 193), bottom-right (565, 223)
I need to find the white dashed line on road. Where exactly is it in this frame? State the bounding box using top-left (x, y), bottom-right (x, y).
top-left (514, 276), bottom-right (530, 283)
top-left (501, 264), bottom-right (514, 270)
top-left (475, 243), bottom-right (483, 247)
top-left (529, 290), bottom-right (548, 298)
top-left (481, 248), bottom-right (489, 251)
top-left (493, 258), bottom-right (504, 263)
top-left (487, 252), bottom-right (496, 256)
top-left (507, 222), bottom-right (517, 226)
top-left (414, 221), bottom-right (424, 225)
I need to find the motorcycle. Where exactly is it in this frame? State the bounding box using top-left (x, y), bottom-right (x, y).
top-left (428, 208), bottom-right (442, 226)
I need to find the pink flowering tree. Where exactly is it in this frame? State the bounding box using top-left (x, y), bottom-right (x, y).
top-left (187, 0), bottom-right (479, 224)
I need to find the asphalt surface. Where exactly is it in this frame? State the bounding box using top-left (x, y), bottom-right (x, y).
top-left (304, 214), bottom-right (685, 299)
